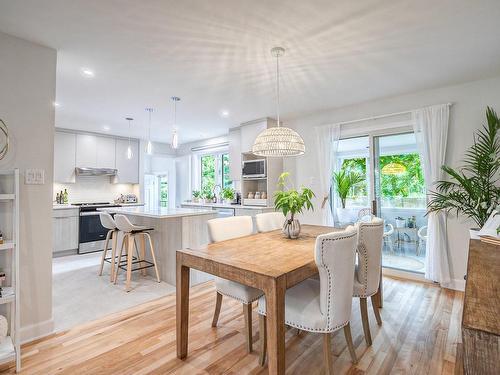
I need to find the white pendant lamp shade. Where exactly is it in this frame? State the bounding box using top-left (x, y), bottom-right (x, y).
top-left (252, 46), bottom-right (305, 157)
top-left (171, 96), bottom-right (180, 149)
top-left (125, 117), bottom-right (134, 159)
top-left (252, 126), bottom-right (305, 156)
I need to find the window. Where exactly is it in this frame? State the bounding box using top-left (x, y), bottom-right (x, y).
top-left (159, 176), bottom-right (168, 207)
top-left (200, 152), bottom-right (232, 193)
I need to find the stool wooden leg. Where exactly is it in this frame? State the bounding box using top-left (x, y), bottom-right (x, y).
top-left (145, 233), bottom-right (160, 282)
top-left (98, 230), bottom-right (112, 276)
top-left (114, 234), bottom-right (127, 284)
top-left (110, 230), bottom-right (118, 282)
top-left (138, 233), bottom-right (147, 276)
top-left (125, 234), bottom-right (134, 292)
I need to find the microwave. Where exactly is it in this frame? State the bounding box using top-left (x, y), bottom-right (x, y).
top-left (242, 159), bottom-right (266, 178)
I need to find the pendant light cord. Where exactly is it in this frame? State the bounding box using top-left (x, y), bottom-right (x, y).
top-left (276, 52), bottom-right (280, 127)
top-left (148, 109), bottom-right (152, 140)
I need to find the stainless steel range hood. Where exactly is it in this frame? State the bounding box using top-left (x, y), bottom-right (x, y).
top-left (75, 167), bottom-right (117, 177)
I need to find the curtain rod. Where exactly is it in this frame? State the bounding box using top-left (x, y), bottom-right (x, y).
top-left (191, 142), bottom-right (229, 152)
top-left (334, 102), bottom-right (453, 127)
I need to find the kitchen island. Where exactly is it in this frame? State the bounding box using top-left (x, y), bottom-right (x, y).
top-left (98, 206), bottom-right (217, 285)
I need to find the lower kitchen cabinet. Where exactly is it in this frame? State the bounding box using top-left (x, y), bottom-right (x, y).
top-left (53, 208), bottom-right (79, 255)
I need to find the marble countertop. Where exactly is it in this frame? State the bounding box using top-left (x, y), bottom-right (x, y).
top-left (181, 201), bottom-right (273, 210)
top-left (53, 202), bottom-right (145, 210)
top-left (97, 206), bottom-right (215, 219)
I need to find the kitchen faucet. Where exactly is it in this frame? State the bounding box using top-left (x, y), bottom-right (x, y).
top-left (212, 184), bottom-right (221, 203)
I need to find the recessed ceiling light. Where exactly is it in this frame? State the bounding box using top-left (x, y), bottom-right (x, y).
top-left (53, 101), bottom-right (60, 107)
top-left (102, 125), bottom-right (110, 131)
top-left (80, 68), bottom-right (95, 77)
top-left (219, 110), bottom-right (230, 118)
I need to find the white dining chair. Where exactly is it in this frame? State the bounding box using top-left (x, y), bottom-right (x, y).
top-left (383, 223), bottom-right (395, 253)
top-left (257, 227), bottom-right (359, 373)
top-left (207, 216), bottom-right (263, 353)
top-left (353, 217), bottom-right (384, 346)
top-left (255, 212), bottom-right (285, 232)
top-left (417, 225), bottom-right (428, 256)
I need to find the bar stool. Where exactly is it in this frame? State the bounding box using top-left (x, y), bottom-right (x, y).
top-left (98, 212), bottom-right (119, 282)
top-left (113, 214), bottom-right (160, 292)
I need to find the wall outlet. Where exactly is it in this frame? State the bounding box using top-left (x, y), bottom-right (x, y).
top-left (25, 169), bottom-right (45, 185)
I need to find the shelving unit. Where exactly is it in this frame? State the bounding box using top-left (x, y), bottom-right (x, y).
top-left (0, 169), bottom-right (20, 371)
top-left (241, 153), bottom-right (283, 207)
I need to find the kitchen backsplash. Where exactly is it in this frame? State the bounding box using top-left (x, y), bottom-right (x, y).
top-left (53, 176), bottom-right (140, 203)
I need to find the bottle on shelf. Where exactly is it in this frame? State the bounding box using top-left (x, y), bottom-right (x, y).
top-left (63, 189), bottom-right (68, 204)
top-left (0, 231), bottom-right (3, 245)
top-left (55, 193), bottom-right (60, 204)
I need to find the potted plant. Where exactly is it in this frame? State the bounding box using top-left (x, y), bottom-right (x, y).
top-left (221, 187), bottom-right (235, 205)
top-left (427, 107), bottom-right (500, 238)
top-left (192, 190), bottom-right (201, 203)
top-left (332, 169), bottom-right (365, 223)
top-left (395, 216), bottom-right (406, 228)
top-left (200, 186), bottom-right (214, 204)
top-left (274, 172), bottom-right (315, 239)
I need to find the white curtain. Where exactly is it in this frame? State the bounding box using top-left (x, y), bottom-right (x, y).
top-left (412, 104), bottom-right (451, 285)
top-left (315, 124), bottom-right (340, 226)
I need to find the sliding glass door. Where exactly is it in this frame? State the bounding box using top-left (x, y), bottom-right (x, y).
top-left (332, 129), bottom-right (427, 274)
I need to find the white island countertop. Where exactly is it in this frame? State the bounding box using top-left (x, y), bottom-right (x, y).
top-left (181, 201), bottom-right (274, 210)
top-left (98, 206), bottom-right (214, 219)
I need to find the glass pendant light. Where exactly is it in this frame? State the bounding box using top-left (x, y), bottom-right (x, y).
top-left (145, 108), bottom-right (154, 155)
top-left (125, 117), bottom-right (134, 159)
top-left (171, 96), bottom-right (180, 149)
top-left (252, 47), bottom-right (305, 157)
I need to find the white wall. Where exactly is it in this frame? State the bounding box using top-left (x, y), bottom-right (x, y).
top-left (286, 75), bottom-right (500, 290)
top-left (0, 32), bottom-right (56, 341)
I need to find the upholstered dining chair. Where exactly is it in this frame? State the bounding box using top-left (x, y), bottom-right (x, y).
top-left (255, 212), bottom-right (285, 233)
top-left (357, 207), bottom-right (373, 221)
top-left (257, 227), bottom-right (359, 373)
top-left (353, 217), bottom-right (384, 346)
top-left (207, 216), bottom-right (263, 353)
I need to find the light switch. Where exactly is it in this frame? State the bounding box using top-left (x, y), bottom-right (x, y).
top-left (25, 169), bottom-right (45, 185)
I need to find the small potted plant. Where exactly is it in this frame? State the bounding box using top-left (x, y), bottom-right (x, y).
top-left (332, 169), bottom-right (364, 223)
top-left (274, 172), bottom-right (315, 239)
top-left (221, 187), bottom-right (235, 205)
top-left (395, 216), bottom-right (406, 228)
top-left (201, 185), bottom-right (214, 204)
top-left (192, 190), bottom-right (201, 203)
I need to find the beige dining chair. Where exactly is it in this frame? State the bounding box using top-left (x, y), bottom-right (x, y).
top-left (257, 227), bottom-right (359, 373)
top-left (353, 217), bottom-right (384, 346)
top-left (255, 212), bottom-right (285, 233)
top-left (207, 216), bottom-right (263, 352)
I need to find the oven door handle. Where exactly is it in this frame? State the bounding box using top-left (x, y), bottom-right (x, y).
top-left (80, 212), bottom-right (102, 216)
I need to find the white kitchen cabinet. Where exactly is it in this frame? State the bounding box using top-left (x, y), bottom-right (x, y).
top-left (228, 128), bottom-right (242, 182)
top-left (54, 132), bottom-right (76, 183)
top-left (96, 136), bottom-right (116, 168)
top-left (53, 208), bottom-right (79, 254)
top-left (76, 134), bottom-right (98, 167)
top-left (114, 139), bottom-right (139, 184)
top-left (240, 120), bottom-right (267, 153)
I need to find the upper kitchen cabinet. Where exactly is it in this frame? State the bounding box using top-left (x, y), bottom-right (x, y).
top-left (76, 134), bottom-right (116, 169)
top-left (240, 119), bottom-right (268, 153)
top-left (114, 139), bottom-right (139, 184)
top-left (228, 128), bottom-right (242, 182)
top-left (54, 132), bottom-right (77, 183)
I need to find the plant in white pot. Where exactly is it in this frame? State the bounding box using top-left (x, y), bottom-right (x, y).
top-left (221, 187), bottom-right (235, 205)
top-left (274, 172), bottom-right (315, 239)
top-left (192, 190), bottom-right (201, 203)
top-left (427, 107), bottom-right (500, 238)
top-left (332, 169), bottom-right (365, 223)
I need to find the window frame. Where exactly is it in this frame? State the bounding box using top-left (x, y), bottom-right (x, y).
top-left (199, 151), bottom-right (231, 191)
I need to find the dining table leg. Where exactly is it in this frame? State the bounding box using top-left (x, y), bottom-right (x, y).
top-left (264, 276), bottom-right (286, 375)
top-left (176, 254), bottom-right (190, 359)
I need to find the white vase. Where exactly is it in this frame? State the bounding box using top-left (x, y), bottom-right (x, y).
top-left (336, 207), bottom-right (354, 223)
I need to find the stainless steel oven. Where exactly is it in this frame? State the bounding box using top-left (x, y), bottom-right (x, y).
top-left (75, 203), bottom-right (121, 254)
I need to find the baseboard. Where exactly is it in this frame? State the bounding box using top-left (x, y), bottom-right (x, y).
top-left (443, 278), bottom-right (466, 292)
top-left (20, 318), bottom-right (54, 344)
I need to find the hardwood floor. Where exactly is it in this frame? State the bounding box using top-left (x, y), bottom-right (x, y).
top-left (0, 277), bottom-right (463, 374)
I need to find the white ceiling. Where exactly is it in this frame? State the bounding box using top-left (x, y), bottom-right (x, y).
top-left (1, 0), bottom-right (500, 145)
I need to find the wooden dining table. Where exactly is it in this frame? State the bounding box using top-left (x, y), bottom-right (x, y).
top-left (176, 224), bottom-right (382, 374)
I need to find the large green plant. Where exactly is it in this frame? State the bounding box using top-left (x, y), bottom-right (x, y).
top-left (427, 107), bottom-right (500, 227)
top-left (332, 170), bottom-right (365, 208)
top-left (274, 172), bottom-right (315, 221)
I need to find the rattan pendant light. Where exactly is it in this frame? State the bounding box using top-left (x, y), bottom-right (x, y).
top-left (252, 47), bottom-right (305, 157)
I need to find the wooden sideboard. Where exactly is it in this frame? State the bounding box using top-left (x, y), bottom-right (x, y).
top-left (460, 239), bottom-right (500, 374)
